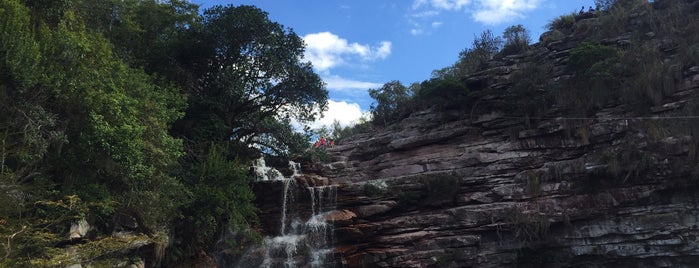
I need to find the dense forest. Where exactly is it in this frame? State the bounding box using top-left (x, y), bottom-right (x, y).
top-left (0, 0), bottom-right (327, 266)
top-left (1, 0), bottom-right (698, 266)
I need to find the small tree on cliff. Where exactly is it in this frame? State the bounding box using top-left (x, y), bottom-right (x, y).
top-left (501, 24), bottom-right (531, 55)
top-left (369, 81), bottom-right (411, 127)
top-left (454, 30), bottom-right (503, 76)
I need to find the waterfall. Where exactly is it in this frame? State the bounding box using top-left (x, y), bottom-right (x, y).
top-left (252, 157), bottom-right (285, 181)
top-left (236, 161), bottom-right (337, 268)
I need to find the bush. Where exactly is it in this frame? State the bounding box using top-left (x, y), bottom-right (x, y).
top-left (415, 78), bottom-right (469, 110)
top-left (363, 180), bottom-right (388, 198)
top-left (504, 206), bottom-right (550, 242)
top-left (369, 81), bottom-right (412, 127)
top-left (558, 42), bottom-right (621, 114)
top-left (421, 172), bottom-right (462, 206)
top-left (501, 24), bottom-right (530, 56)
top-left (547, 13), bottom-right (576, 33)
top-left (507, 62), bottom-right (555, 119)
top-left (454, 30), bottom-right (503, 75)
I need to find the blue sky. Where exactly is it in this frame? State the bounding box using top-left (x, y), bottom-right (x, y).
top-left (195, 0), bottom-right (595, 128)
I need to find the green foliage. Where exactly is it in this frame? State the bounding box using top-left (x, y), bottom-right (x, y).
top-left (369, 80), bottom-right (412, 127)
top-left (416, 77), bottom-right (469, 108)
top-left (507, 62), bottom-right (556, 120)
top-left (178, 143), bottom-right (258, 256)
top-left (175, 5), bottom-right (328, 156)
top-left (547, 13), bottom-right (576, 33)
top-left (363, 180), bottom-right (388, 198)
top-left (76, 0), bottom-right (200, 74)
top-left (0, 0), bottom-right (334, 265)
top-left (501, 24), bottom-right (530, 56)
top-left (559, 42), bottom-right (621, 114)
top-left (329, 118), bottom-right (372, 142)
top-left (301, 146), bottom-right (331, 164)
top-left (594, 0), bottom-right (616, 11)
top-left (602, 148), bottom-right (653, 183)
top-left (434, 251), bottom-right (464, 267)
top-left (0, 195), bottom-right (121, 266)
top-left (454, 30), bottom-right (503, 75)
top-left (567, 42), bottom-right (620, 75)
top-left (594, 0), bottom-right (646, 12)
top-left (504, 206), bottom-right (550, 242)
top-left (422, 172), bottom-right (461, 206)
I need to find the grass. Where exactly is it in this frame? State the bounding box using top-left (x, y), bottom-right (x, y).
top-left (504, 206), bottom-right (550, 243)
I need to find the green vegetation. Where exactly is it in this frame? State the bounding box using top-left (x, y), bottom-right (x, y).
top-left (559, 42), bottom-right (622, 115)
top-left (501, 24), bottom-right (531, 56)
top-left (369, 81), bottom-right (413, 127)
top-left (422, 172), bottom-right (462, 206)
top-left (0, 0), bottom-right (327, 266)
top-left (366, 25), bottom-right (532, 128)
top-left (395, 172), bottom-right (462, 208)
top-left (363, 180), bottom-right (388, 198)
top-left (547, 13), bottom-right (576, 33)
top-left (504, 206), bottom-right (551, 243)
top-left (1, 0), bottom-right (698, 265)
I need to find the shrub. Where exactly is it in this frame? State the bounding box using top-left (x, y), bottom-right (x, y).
top-left (504, 206), bottom-right (550, 242)
top-left (507, 62), bottom-right (555, 119)
top-left (369, 81), bottom-right (412, 127)
top-left (363, 180), bottom-right (388, 198)
top-left (547, 13), bottom-right (576, 33)
top-left (421, 172), bottom-right (462, 206)
top-left (454, 30), bottom-right (503, 75)
top-left (415, 77), bottom-right (469, 110)
top-left (501, 24), bottom-right (531, 56)
top-left (558, 42), bottom-right (621, 114)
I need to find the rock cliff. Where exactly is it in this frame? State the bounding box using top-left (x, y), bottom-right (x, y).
top-left (250, 1), bottom-right (699, 267)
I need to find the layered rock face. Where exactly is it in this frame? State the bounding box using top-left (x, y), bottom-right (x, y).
top-left (249, 1), bottom-right (699, 267)
top-left (310, 2), bottom-right (699, 267)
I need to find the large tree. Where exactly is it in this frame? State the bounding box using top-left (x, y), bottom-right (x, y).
top-left (174, 5), bottom-right (327, 158)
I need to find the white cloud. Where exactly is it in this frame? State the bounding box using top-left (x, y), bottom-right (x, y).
top-left (472, 0), bottom-right (542, 24)
top-left (303, 32), bottom-right (392, 72)
top-left (413, 0), bottom-right (472, 10)
top-left (410, 28), bottom-right (424, 36)
top-left (323, 75), bottom-right (383, 91)
top-left (431, 21), bottom-right (444, 28)
top-left (409, 10), bottom-right (440, 18)
top-left (409, 0), bottom-right (543, 26)
top-left (308, 100), bottom-right (367, 129)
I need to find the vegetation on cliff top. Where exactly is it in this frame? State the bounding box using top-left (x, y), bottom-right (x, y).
top-left (363, 0), bottom-right (698, 133)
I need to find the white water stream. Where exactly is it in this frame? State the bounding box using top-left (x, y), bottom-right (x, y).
top-left (237, 158), bottom-right (336, 268)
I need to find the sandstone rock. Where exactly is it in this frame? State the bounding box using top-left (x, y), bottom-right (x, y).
top-left (324, 209), bottom-right (356, 223)
top-left (249, 3), bottom-right (699, 266)
top-left (69, 218), bottom-right (90, 239)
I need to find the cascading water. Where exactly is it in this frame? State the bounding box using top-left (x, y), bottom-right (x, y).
top-left (252, 157), bottom-right (285, 181)
top-left (236, 158), bottom-right (337, 268)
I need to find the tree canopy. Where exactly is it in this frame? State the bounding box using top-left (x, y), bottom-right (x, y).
top-left (0, 0), bottom-right (327, 266)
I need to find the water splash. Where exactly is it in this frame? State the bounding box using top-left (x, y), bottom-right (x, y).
top-left (236, 162), bottom-right (337, 268)
top-left (252, 157), bottom-right (285, 181)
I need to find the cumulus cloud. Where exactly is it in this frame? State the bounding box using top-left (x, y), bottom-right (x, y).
top-left (303, 32), bottom-right (392, 72)
top-left (307, 100), bottom-right (367, 129)
top-left (409, 0), bottom-right (543, 26)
